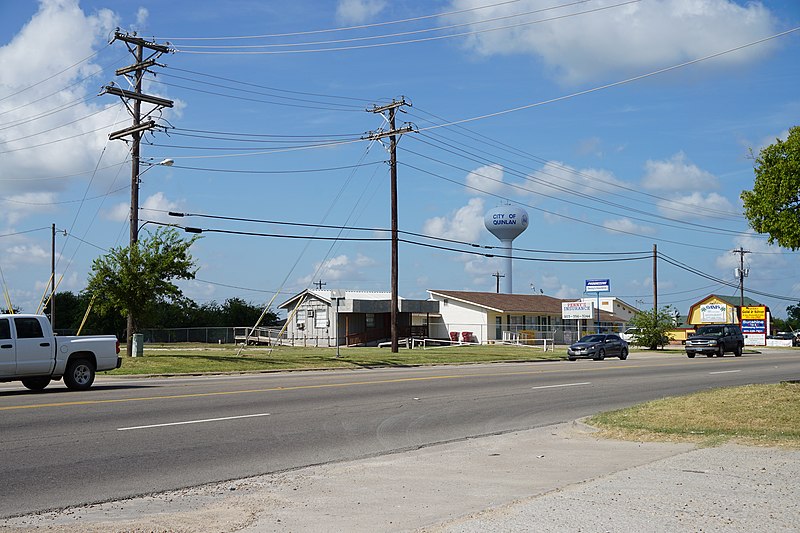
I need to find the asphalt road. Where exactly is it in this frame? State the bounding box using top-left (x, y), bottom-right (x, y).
top-left (1, 349), bottom-right (799, 519)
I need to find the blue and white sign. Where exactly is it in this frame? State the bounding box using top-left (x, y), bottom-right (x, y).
top-left (585, 279), bottom-right (610, 293)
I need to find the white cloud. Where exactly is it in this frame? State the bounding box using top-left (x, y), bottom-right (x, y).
top-left (525, 161), bottom-right (626, 201)
top-left (641, 152), bottom-right (718, 192)
top-left (0, 193), bottom-right (58, 225)
top-left (336, 0), bottom-right (387, 24)
top-left (297, 253), bottom-right (376, 285)
top-left (422, 197), bottom-right (485, 242)
top-left (602, 217), bottom-right (655, 235)
top-left (540, 274), bottom-right (578, 299)
top-left (714, 232), bottom-right (785, 273)
top-left (0, 1), bottom-right (128, 199)
top-left (446, 0), bottom-right (777, 85)
top-left (465, 164), bottom-right (506, 195)
top-left (656, 191), bottom-right (734, 218)
top-left (135, 7), bottom-right (149, 29)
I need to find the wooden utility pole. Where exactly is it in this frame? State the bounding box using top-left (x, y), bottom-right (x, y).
top-left (51, 223), bottom-right (56, 329)
top-left (315, 280), bottom-right (326, 290)
top-left (493, 271), bottom-right (505, 293)
top-left (733, 247), bottom-right (751, 311)
top-left (365, 98), bottom-right (414, 353)
top-left (652, 244), bottom-right (658, 315)
top-left (104, 31), bottom-right (172, 355)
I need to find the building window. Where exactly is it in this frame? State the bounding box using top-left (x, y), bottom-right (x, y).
top-left (366, 313), bottom-right (375, 328)
top-left (296, 309), bottom-right (306, 326)
top-left (315, 308), bottom-right (328, 329)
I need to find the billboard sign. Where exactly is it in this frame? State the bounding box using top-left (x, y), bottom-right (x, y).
top-left (562, 301), bottom-right (594, 320)
top-left (585, 279), bottom-right (610, 293)
top-left (741, 319), bottom-right (766, 334)
top-left (700, 303), bottom-right (727, 323)
top-left (741, 306), bottom-right (766, 320)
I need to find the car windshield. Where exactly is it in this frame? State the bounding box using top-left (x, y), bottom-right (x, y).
top-left (696, 326), bottom-right (723, 336)
top-left (578, 335), bottom-right (605, 343)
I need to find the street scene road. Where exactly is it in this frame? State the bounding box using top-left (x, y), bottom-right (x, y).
top-left (1, 350), bottom-right (799, 521)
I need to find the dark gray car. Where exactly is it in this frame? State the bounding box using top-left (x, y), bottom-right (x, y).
top-left (567, 334), bottom-right (628, 361)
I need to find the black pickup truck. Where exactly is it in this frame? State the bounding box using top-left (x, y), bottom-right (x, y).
top-left (685, 324), bottom-right (744, 358)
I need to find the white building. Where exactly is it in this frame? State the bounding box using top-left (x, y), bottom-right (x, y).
top-left (428, 290), bottom-right (626, 345)
top-left (580, 296), bottom-right (640, 322)
top-left (278, 290), bottom-right (439, 347)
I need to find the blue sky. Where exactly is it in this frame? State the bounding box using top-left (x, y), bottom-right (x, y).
top-left (1, 0), bottom-right (799, 319)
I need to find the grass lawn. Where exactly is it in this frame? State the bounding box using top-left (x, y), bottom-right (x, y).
top-left (107, 342), bottom-right (567, 375)
top-left (588, 382), bottom-right (800, 448)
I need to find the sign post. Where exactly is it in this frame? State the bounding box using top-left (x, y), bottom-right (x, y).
top-left (584, 279), bottom-right (610, 333)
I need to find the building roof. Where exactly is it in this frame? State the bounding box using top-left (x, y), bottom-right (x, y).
top-left (428, 290), bottom-right (624, 322)
top-left (279, 289), bottom-right (405, 309)
top-left (689, 294), bottom-right (767, 311)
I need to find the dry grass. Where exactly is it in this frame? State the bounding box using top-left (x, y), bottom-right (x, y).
top-left (589, 382), bottom-right (800, 448)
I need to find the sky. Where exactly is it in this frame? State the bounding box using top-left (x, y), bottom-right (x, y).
top-left (1, 0), bottom-right (799, 320)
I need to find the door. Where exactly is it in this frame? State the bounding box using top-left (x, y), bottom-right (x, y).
top-left (12, 317), bottom-right (54, 375)
top-left (0, 318), bottom-right (14, 377)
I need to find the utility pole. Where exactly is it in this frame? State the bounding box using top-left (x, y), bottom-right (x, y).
top-left (733, 247), bottom-right (751, 313)
top-left (365, 98), bottom-right (414, 353)
top-left (314, 280), bottom-right (326, 290)
top-left (493, 272), bottom-right (505, 293)
top-left (51, 223), bottom-right (56, 329)
top-left (652, 244), bottom-right (658, 316)
top-left (104, 31), bottom-right (172, 355)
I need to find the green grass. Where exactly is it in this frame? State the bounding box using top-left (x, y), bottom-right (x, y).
top-left (106, 342), bottom-right (565, 375)
top-left (588, 382), bottom-right (800, 448)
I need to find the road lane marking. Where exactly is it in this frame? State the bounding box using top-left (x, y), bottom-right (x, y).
top-left (709, 370), bottom-right (742, 375)
top-left (532, 382), bottom-right (591, 390)
top-left (0, 360), bottom-right (751, 412)
top-left (117, 412), bottom-right (270, 431)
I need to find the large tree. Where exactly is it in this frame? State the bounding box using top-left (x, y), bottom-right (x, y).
top-left (84, 227), bottom-right (198, 353)
top-left (741, 126), bottom-right (800, 249)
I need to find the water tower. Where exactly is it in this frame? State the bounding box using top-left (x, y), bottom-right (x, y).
top-left (484, 205), bottom-right (529, 293)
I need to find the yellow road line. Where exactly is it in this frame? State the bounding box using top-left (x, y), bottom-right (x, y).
top-left (0, 361), bottom-right (692, 412)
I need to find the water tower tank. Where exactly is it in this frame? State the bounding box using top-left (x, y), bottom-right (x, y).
top-left (484, 205), bottom-right (528, 293)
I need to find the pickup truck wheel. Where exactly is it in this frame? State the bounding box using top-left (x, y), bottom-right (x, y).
top-left (21, 377), bottom-right (51, 391)
top-left (734, 344), bottom-right (743, 357)
top-left (716, 346), bottom-right (724, 357)
top-left (64, 358), bottom-right (95, 391)
top-left (687, 353), bottom-right (695, 358)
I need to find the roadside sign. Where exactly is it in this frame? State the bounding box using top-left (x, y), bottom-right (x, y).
top-left (562, 301), bottom-right (593, 320)
top-left (584, 279), bottom-right (610, 292)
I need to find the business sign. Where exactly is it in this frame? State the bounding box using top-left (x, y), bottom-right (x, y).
top-left (562, 301), bottom-right (594, 320)
top-left (741, 319), bottom-right (766, 334)
top-left (700, 303), bottom-right (727, 323)
top-left (741, 306), bottom-right (766, 320)
top-left (585, 279), bottom-right (610, 293)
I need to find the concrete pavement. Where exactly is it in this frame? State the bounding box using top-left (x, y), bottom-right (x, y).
top-left (3, 420), bottom-right (798, 532)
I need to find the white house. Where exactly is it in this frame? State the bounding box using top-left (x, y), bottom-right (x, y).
top-left (428, 290), bottom-right (626, 345)
top-left (278, 290), bottom-right (439, 346)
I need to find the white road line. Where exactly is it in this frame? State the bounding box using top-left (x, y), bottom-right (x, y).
top-left (709, 370), bottom-right (742, 375)
top-left (532, 382), bottom-right (591, 390)
top-left (117, 412), bottom-right (270, 431)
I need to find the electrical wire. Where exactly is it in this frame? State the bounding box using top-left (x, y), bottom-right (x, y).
top-left (172, 1), bottom-right (640, 55)
top-left (415, 27), bottom-right (800, 131)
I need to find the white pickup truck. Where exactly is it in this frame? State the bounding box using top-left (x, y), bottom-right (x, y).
top-left (0, 314), bottom-right (120, 391)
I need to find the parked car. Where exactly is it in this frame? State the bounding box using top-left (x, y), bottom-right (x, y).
top-left (619, 327), bottom-right (640, 343)
top-left (567, 334), bottom-right (628, 361)
top-left (685, 324), bottom-right (744, 358)
top-left (766, 332), bottom-right (799, 346)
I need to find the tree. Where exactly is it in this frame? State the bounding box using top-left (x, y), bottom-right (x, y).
top-left (84, 227), bottom-right (198, 353)
top-left (741, 126), bottom-right (800, 249)
top-left (626, 306), bottom-right (677, 350)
